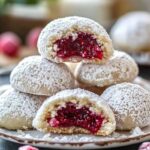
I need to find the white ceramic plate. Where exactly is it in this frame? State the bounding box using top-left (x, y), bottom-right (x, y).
top-left (0, 78), bottom-right (149, 149)
top-left (0, 126), bottom-right (150, 149)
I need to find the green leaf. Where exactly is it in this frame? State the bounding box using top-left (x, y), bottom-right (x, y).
top-left (7, 0), bottom-right (39, 5)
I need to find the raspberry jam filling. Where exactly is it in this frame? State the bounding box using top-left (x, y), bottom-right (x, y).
top-left (47, 102), bottom-right (104, 134)
top-left (54, 32), bottom-right (103, 60)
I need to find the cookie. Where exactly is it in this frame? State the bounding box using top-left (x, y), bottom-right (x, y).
top-left (33, 88), bottom-right (116, 136)
top-left (101, 83), bottom-right (150, 130)
top-left (0, 88), bottom-right (46, 130)
top-left (10, 56), bottom-right (75, 96)
top-left (110, 11), bottom-right (150, 52)
top-left (75, 51), bottom-right (138, 87)
top-left (38, 16), bottom-right (113, 64)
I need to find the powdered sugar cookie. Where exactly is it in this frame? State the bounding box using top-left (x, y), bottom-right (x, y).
top-left (111, 11), bottom-right (150, 52)
top-left (38, 16), bottom-right (113, 64)
top-left (33, 88), bottom-right (116, 136)
top-left (10, 56), bottom-right (75, 96)
top-left (75, 51), bottom-right (138, 87)
top-left (101, 83), bottom-right (150, 130)
top-left (0, 88), bottom-right (46, 130)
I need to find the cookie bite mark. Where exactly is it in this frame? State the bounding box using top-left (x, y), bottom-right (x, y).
top-left (46, 102), bottom-right (105, 134)
top-left (33, 89), bottom-right (116, 136)
top-left (54, 32), bottom-right (103, 60)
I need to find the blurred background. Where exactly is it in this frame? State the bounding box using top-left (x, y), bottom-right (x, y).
top-left (0, 0), bottom-right (150, 82)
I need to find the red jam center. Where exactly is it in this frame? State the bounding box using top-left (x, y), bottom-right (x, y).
top-left (47, 102), bottom-right (104, 134)
top-left (54, 32), bottom-right (103, 59)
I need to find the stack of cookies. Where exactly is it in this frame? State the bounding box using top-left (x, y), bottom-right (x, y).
top-left (0, 16), bottom-right (150, 136)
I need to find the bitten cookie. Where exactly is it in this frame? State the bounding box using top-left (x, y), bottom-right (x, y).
top-left (33, 88), bottom-right (116, 136)
top-left (75, 51), bottom-right (138, 87)
top-left (101, 83), bottom-right (150, 130)
top-left (10, 56), bottom-right (75, 96)
top-left (110, 11), bottom-right (150, 52)
top-left (38, 16), bottom-right (113, 64)
top-left (0, 88), bottom-right (46, 130)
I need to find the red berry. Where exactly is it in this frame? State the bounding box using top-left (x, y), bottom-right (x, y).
top-left (19, 145), bottom-right (39, 150)
top-left (48, 102), bottom-right (104, 134)
top-left (55, 32), bottom-right (103, 60)
top-left (26, 27), bottom-right (42, 48)
top-left (0, 32), bottom-right (21, 57)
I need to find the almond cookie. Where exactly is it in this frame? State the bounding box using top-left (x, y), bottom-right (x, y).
top-left (110, 11), bottom-right (150, 52)
top-left (101, 83), bottom-right (150, 130)
top-left (33, 88), bottom-right (116, 136)
top-left (75, 51), bottom-right (138, 87)
top-left (0, 88), bottom-right (46, 130)
top-left (10, 56), bottom-right (75, 96)
top-left (38, 16), bottom-right (113, 64)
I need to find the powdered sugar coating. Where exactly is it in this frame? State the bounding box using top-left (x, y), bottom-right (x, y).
top-left (111, 11), bottom-right (150, 52)
top-left (10, 56), bottom-right (75, 96)
top-left (75, 51), bottom-right (138, 87)
top-left (0, 88), bottom-right (46, 130)
top-left (38, 16), bottom-right (113, 63)
top-left (101, 83), bottom-right (150, 130)
top-left (33, 88), bottom-right (116, 136)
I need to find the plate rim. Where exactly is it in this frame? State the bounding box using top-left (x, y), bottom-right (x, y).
top-left (0, 128), bottom-right (150, 148)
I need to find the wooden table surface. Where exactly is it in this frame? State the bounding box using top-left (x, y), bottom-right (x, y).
top-left (0, 66), bottom-right (149, 150)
